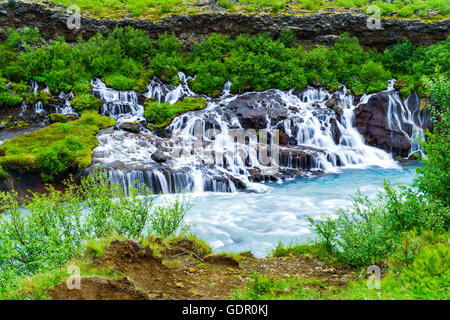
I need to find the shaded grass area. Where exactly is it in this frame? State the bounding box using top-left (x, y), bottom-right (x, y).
top-left (0, 111), bottom-right (115, 180)
top-left (144, 97), bottom-right (207, 128)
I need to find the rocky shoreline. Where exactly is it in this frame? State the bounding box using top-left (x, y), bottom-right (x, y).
top-left (0, 0), bottom-right (449, 49)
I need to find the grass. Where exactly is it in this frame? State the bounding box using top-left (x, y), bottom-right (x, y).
top-left (144, 97), bottom-right (207, 128)
top-left (233, 273), bottom-right (328, 300)
top-left (0, 111), bottom-right (115, 180)
top-left (271, 241), bottom-right (342, 266)
top-left (0, 259), bottom-right (122, 300)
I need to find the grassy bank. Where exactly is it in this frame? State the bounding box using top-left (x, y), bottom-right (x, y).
top-left (0, 112), bottom-right (115, 180)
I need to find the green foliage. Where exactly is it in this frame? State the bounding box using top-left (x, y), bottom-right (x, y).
top-left (144, 97), bottom-right (207, 128)
top-left (71, 94), bottom-right (102, 112)
top-left (416, 70), bottom-right (450, 207)
top-left (7, 27), bottom-right (40, 48)
top-left (331, 232), bottom-right (449, 300)
top-left (48, 113), bottom-right (67, 123)
top-left (309, 180), bottom-right (448, 267)
top-left (1, 26), bottom-right (448, 103)
top-left (0, 112), bottom-right (115, 180)
top-left (271, 241), bottom-right (341, 265)
top-left (218, 0), bottom-right (235, 9)
top-left (150, 194), bottom-right (192, 237)
top-left (104, 74), bottom-right (137, 91)
top-left (233, 272), bottom-right (326, 300)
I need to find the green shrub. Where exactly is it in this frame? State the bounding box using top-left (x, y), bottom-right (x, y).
top-left (144, 97), bottom-right (207, 128)
top-left (71, 93), bottom-right (102, 112)
top-left (0, 172), bottom-right (193, 294)
top-left (150, 194), bottom-right (192, 237)
top-left (309, 180), bottom-right (448, 267)
top-left (104, 74), bottom-right (136, 91)
top-left (219, 0), bottom-right (234, 9)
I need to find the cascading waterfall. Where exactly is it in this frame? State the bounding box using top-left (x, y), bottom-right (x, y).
top-left (89, 73), bottom-right (427, 195)
top-left (54, 91), bottom-right (77, 115)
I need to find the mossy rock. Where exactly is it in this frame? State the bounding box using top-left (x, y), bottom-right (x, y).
top-left (48, 113), bottom-right (67, 123)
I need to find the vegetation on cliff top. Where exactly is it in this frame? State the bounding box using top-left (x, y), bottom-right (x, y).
top-left (1, 26), bottom-right (448, 110)
top-left (34, 0), bottom-right (450, 21)
top-left (0, 112), bottom-right (115, 181)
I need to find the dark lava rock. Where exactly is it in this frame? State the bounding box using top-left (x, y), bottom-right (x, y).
top-left (1, 0), bottom-right (447, 53)
top-left (119, 121), bottom-right (141, 133)
top-left (354, 92), bottom-right (413, 157)
top-left (151, 150), bottom-right (168, 163)
top-left (224, 91), bottom-right (288, 130)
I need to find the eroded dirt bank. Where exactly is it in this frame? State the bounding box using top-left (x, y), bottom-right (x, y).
top-left (50, 239), bottom-right (355, 300)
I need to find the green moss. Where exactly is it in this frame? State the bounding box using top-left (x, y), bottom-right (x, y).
top-left (144, 97), bottom-right (207, 128)
top-left (0, 165), bottom-right (8, 180)
top-left (0, 111), bottom-right (115, 180)
top-left (48, 113), bottom-right (67, 123)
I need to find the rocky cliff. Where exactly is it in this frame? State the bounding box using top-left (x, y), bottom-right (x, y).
top-left (0, 0), bottom-right (448, 49)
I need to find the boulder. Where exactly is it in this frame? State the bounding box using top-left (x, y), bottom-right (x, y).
top-left (151, 150), bottom-right (168, 163)
top-left (119, 121), bottom-right (141, 133)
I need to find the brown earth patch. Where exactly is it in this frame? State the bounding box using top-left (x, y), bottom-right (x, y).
top-left (50, 276), bottom-right (148, 300)
top-left (48, 240), bottom-right (356, 300)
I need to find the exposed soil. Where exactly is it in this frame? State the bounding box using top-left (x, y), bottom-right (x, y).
top-left (49, 240), bottom-right (356, 300)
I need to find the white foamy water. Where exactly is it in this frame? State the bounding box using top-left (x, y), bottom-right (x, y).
top-left (180, 166), bottom-right (417, 256)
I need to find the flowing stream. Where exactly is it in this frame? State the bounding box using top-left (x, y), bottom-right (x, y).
top-left (180, 166), bottom-right (417, 256)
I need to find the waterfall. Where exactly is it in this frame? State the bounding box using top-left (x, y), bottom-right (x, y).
top-left (89, 75), bottom-right (428, 195)
top-left (54, 91), bottom-right (77, 115)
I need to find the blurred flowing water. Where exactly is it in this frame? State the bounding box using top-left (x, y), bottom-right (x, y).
top-left (179, 166), bottom-right (417, 257)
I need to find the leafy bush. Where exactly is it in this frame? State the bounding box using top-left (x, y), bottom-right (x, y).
top-left (144, 97), bottom-right (207, 128)
top-left (309, 181), bottom-right (448, 267)
top-left (417, 70), bottom-right (450, 208)
top-left (71, 93), bottom-right (102, 112)
top-left (151, 195), bottom-right (192, 237)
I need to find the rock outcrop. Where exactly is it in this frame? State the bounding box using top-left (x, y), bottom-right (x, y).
top-left (354, 91), bottom-right (431, 157)
top-left (0, 0), bottom-right (448, 50)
